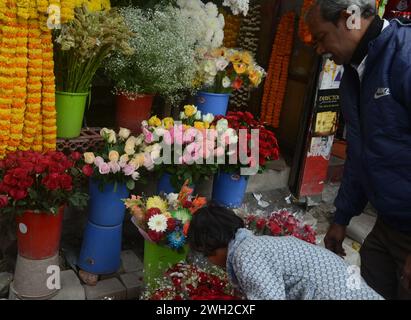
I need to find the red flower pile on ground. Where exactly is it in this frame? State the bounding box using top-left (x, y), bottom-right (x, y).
top-left (0, 151), bottom-right (88, 215)
top-left (145, 263), bottom-right (242, 300)
top-left (245, 209), bottom-right (317, 244)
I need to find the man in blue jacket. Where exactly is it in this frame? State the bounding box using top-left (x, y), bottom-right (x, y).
top-left (306, 0), bottom-right (411, 299)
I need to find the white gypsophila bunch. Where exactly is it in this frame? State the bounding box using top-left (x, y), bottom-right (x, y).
top-left (105, 5), bottom-right (198, 105)
top-left (222, 0), bottom-right (249, 16)
top-left (176, 0), bottom-right (225, 49)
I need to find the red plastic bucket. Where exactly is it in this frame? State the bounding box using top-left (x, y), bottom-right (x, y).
top-left (16, 206), bottom-right (64, 260)
top-left (115, 94), bottom-right (154, 134)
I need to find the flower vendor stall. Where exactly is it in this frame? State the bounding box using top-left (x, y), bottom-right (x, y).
top-left (124, 181), bottom-right (207, 289)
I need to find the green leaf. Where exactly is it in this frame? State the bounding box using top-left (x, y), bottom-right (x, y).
top-left (126, 180), bottom-right (135, 190)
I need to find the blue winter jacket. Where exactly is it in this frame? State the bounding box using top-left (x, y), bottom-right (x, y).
top-left (335, 19), bottom-right (411, 233)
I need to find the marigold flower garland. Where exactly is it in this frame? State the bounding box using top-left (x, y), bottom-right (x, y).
top-left (40, 14), bottom-right (57, 151)
top-left (8, 14), bottom-right (28, 152)
top-left (260, 12), bottom-right (295, 128)
top-left (298, 0), bottom-right (314, 45)
top-left (0, 1), bottom-right (17, 158)
top-left (20, 17), bottom-right (43, 151)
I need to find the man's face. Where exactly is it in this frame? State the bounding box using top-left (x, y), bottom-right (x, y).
top-left (307, 6), bottom-right (358, 65)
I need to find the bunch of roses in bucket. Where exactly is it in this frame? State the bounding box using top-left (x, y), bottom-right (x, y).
top-left (82, 127), bottom-right (155, 190)
top-left (0, 150), bottom-right (88, 215)
top-left (124, 181), bottom-right (207, 250)
top-left (195, 47), bottom-right (266, 94)
top-left (211, 111), bottom-right (280, 174)
top-left (141, 105), bottom-right (239, 189)
top-left (244, 209), bottom-right (317, 244)
top-left (142, 262), bottom-right (242, 300)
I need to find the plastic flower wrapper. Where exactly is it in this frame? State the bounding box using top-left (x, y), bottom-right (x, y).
top-left (243, 209), bottom-right (317, 245)
top-left (142, 262), bottom-right (243, 300)
top-left (124, 181), bottom-right (207, 251)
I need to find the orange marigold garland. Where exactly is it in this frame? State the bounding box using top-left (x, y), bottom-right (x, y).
top-left (20, 18), bottom-right (43, 151)
top-left (261, 12), bottom-right (295, 128)
top-left (40, 15), bottom-right (57, 151)
top-left (8, 14), bottom-right (28, 152)
top-left (0, 1), bottom-right (17, 158)
top-left (298, 0), bottom-right (314, 45)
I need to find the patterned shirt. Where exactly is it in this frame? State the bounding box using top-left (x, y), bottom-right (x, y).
top-left (226, 229), bottom-right (383, 300)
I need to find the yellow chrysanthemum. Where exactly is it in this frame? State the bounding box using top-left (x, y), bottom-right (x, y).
top-left (146, 196), bottom-right (168, 213)
top-left (241, 51), bottom-right (253, 65)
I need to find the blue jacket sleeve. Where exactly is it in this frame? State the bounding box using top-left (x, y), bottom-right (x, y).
top-left (333, 145), bottom-right (368, 226)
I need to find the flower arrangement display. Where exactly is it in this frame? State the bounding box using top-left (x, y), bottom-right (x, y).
top-left (196, 47), bottom-right (266, 94)
top-left (143, 262), bottom-right (241, 300)
top-left (244, 209), bottom-right (317, 245)
top-left (82, 127), bottom-right (153, 190)
top-left (141, 105), bottom-right (245, 189)
top-left (260, 12), bottom-right (295, 128)
top-left (54, 6), bottom-right (134, 93)
top-left (104, 5), bottom-right (199, 104)
top-left (212, 111), bottom-right (279, 174)
top-left (0, 150), bottom-right (88, 215)
top-left (124, 181), bottom-right (207, 250)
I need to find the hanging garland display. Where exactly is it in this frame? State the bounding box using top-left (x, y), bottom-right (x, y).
top-left (230, 2), bottom-right (262, 110)
top-left (0, 0), bottom-right (110, 159)
top-left (260, 12), bottom-right (295, 128)
top-left (222, 9), bottom-right (242, 48)
top-left (298, 0), bottom-right (314, 45)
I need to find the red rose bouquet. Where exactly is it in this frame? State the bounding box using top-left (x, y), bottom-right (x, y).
top-left (143, 262), bottom-right (242, 300)
top-left (0, 151), bottom-right (88, 215)
top-left (244, 209), bottom-right (317, 244)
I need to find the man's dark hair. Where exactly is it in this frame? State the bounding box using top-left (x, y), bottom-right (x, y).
top-left (187, 205), bottom-right (245, 256)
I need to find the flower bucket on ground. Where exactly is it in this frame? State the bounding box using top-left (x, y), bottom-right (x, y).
top-left (212, 172), bottom-right (249, 208)
top-left (125, 181), bottom-right (207, 288)
top-left (16, 206), bottom-right (65, 260)
top-left (78, 128), bottom-right (152, 275)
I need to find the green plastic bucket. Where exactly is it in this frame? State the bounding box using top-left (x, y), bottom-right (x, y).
top-left (143, 240), bottom-right (188, 289)
top-left (56, 91), bottom-right (89, 139)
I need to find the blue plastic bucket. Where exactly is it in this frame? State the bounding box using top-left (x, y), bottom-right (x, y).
top-left (88, 179), bottom-right (129, 227)
top-left (156, 173), bottom-right (177, 194)
top-left (78, 221), bottom-right (122, 274)
top-left (212, 172), bottom-right (249, 208)
top-left (195, 91), bottom-right (230, 116)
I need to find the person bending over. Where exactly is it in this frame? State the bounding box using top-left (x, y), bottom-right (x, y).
top-left (187, 205), bottom-right (382, 300)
